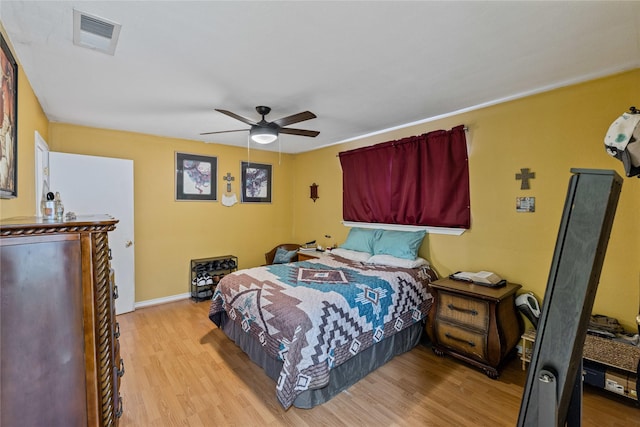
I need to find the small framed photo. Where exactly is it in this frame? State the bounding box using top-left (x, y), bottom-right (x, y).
top-left (175, 152), bottom-right (217, 201)
top-left (1, 34), bottom-right (18, 199)
top-left (516, 197), bottom-right (535, 212)
top-left (241, 161), bottom-right (272, 203)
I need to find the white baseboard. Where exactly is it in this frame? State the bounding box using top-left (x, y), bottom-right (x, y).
top-left (135, 292), bottom-right (191, 309)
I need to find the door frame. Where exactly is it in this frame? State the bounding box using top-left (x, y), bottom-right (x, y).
top-left (34, 131), bottom-right (49, 216)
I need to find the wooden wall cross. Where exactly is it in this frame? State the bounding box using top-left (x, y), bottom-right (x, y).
top-left (223, 172), bottom-right (235, 192)
top-left (516, 168), bottom-right (535, 190)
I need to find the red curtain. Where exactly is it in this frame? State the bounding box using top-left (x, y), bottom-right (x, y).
top-left (339, 125), bottom-right (470, 228)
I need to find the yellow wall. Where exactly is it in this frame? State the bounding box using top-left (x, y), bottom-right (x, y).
top-left (49, 124), bottom-right (296, 302)
top-left (0, 24), bottom-right (49, 218)
top-left (292, 69), bottom-right (640, 330)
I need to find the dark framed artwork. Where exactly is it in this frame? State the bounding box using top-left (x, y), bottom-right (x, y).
top-left (0, 34), bottom-right (18, 199)
top-left (175, 152), bottom-right (217, 201)
top-left (241, 161), bottom-right (272, 203)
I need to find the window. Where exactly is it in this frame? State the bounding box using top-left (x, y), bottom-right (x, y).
top-left (338, 125), bottom-right (470, 229)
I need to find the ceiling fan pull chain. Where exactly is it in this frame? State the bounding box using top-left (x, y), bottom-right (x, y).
top-left (247, 134), bottom-right (251, 164)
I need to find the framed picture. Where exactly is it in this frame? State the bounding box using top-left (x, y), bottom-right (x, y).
top-left (1, 34), bottom-right (18, 199)
top-left (175, 152), bottom-right (217, 201)
top-left (516, 196), bottom-right (535, 212)
top-left (241, 161), bottom-right (272, 203)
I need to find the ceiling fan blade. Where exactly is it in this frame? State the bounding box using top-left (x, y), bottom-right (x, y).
top-left (279, 128), bottom-right (320, 138)
top-left (215, 109), bottom-right (257, 126)
top-left (200, 129), bottom-right (248, 136)
top-left (272, 111), bottom-right (316, 128)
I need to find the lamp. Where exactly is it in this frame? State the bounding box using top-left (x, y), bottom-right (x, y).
top-left (250, 126), bottom-right (278, 144)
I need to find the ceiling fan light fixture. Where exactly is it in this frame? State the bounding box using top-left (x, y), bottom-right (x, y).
top-left (250, 126), bottom-right (278, 144)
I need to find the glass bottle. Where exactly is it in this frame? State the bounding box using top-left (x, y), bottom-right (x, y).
top-left (54, 192), bottom-right (64, 221)
top-left (43, 192), bottom-right (56, 220)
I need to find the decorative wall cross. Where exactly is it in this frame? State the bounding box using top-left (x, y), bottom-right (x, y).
top-left (516, 168), bottom-right (535, 190)
top-left (223, 172), bottom-right (235, 192)
top-left (310, 183), bottom-right (319, 202)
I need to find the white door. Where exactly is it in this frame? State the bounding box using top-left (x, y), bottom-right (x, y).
top-left (49, 152), bottom-right (135, 314)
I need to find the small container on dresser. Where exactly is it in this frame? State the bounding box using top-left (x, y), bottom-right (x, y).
top-left (0, 215), bottom-right (124, 427)
top-left (426, 277), bottom-right (523, 378)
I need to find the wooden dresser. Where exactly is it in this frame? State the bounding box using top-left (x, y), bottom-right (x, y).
top-left (0, 216), bottom-right (124, 427)
top-left (426, 277), bottom-right (522, 378)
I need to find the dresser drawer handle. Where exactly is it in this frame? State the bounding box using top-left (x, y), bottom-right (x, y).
top-left (115, 395), bottom-right (123, 418)
top-left (114, 322), bottom-right (120, 339)
top-left (113, 285), bottom-right (119, 300)
top-left (117, 358), bottom-right (125, 377)
top-left (445, 332), bottom-right (476, 347)
top-left (447, 303), bottom-right (477, 316)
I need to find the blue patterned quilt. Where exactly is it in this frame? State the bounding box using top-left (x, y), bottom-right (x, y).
top-left (209, 254), bottom-right (436, 409)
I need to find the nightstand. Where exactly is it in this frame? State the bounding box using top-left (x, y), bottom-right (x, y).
top-left (297, 250), bottom-right (333, 261)
top-left (426, 277), bottom-right (523, 378)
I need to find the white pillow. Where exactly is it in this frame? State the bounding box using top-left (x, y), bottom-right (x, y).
top-left (367, 254), bottom-right (430, 269)
top-left (330, 248), bottom-right (372, 263)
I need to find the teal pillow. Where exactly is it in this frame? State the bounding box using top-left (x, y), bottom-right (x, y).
top-left (273, 247), bottom-right (297, 264)
top-left (373, 229), bottom-right (426, 260)
top-left (340, 228), bottom-right (382, 254)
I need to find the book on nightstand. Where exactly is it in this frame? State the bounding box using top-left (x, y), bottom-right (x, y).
top-left (449, 271), bottom-right (507, 287)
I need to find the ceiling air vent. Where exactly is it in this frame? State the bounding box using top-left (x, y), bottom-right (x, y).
top-left (73, 10), bottom-right (122, 55)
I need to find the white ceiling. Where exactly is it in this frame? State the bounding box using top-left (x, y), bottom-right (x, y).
top-left (1, 1), bottom-right (639, 154)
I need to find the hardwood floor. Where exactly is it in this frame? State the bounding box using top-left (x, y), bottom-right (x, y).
top-left (117, 299), bottom-right (639, 426)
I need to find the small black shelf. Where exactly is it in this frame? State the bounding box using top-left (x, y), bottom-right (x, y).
top-left (190, 255), bottom-right (237, 302)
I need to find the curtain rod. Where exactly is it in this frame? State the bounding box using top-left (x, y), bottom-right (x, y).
top-left (335, 125), bottom-right (468, 157)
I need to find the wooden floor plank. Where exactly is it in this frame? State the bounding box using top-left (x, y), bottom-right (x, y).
top-left (118, 299), bottom-right (639, 426)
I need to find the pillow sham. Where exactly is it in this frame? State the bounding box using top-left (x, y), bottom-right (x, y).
top-left (373, 229), bottom-right (427, 260)
top-left (340, 227), bottom-right (382, 254)
top-left (367, 254), bottom-right (429, 269)
top-left (273, 247), bottom-right (298, 264)
top-left (330, 247), bottom-right (372, 263)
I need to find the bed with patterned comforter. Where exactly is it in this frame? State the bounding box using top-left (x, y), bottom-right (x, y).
top-left (208, 253), bottom-right (437, 409)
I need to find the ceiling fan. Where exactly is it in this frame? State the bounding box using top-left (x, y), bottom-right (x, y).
top-left (201, 106), bottom-right (320, 144)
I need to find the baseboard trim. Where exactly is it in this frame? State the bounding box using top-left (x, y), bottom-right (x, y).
top-left (135, 292), bottom-right (191, 309)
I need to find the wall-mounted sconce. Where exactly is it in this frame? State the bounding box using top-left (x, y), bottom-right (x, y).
top-left (310, 183), bottom-right (319, 202)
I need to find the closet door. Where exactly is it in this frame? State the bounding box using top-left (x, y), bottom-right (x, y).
top-left (0, 233), bottom-right (87, 427)
top-left (49, 151), bottom-right (135, 315)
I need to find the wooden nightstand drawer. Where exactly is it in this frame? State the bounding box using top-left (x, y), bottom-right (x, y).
top-left (437, 291), bottom-right (489, 331)
top-left (297, 251), bottom-right (318, 261)
top-left (436, 321), bottom-right (487, 361)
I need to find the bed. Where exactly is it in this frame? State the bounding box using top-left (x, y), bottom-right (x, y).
top-left (208, 250), bottom-right (438, 409)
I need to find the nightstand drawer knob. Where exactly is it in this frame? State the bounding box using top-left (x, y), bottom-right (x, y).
top-left (445, 332), bottom-right (476, 347)
top-left (447, 303), bottom-right (478, 316)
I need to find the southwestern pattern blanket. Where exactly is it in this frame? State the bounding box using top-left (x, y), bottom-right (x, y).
top-left (208, 254), bottom-right (436, 408)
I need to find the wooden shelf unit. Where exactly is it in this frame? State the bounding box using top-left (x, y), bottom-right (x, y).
top-left (520, 329), bottom-right (639, 401)
top-left (190, 255), bottom-right (237, 301)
